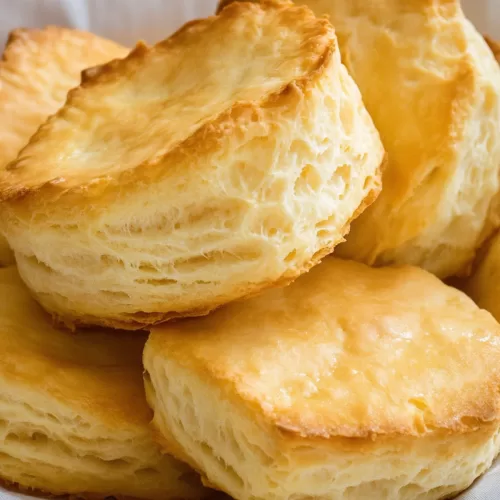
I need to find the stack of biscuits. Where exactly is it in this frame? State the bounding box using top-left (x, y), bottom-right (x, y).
top-left (1, 1), bottom-right (500, 499)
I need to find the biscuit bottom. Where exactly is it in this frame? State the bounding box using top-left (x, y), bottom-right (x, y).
top-left (145, 258), bottom-right (500, 500)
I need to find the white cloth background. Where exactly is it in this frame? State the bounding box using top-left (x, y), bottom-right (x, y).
top-left (0, 0), bottom-right (499, 498)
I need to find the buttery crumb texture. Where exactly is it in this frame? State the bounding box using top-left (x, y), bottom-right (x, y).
top-left (0, 0), bottom-right (384, 330)
top-left (0, 265), bottom-right (210, 499)
top-left (0, 26), bottom-right (128, 267)
top-left (283, 0), bottom-right (500, 279)
top-left (145, 258), bottom-right (500, 500)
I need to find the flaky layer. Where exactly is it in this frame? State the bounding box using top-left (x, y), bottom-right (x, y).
top-left (291, 0), bottom-right (500, 279)
top-left (0, 385), bottom-right (200, 500)
top-left (0, 266), bottom-right (209, 499)
top-left (145, 258), bottom-right (500, 500)
top-left (0, 26), bottom-right (128, 266)
top-left (0, 1), bottom-right (383, 329)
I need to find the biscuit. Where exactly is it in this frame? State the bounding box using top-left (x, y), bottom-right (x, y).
top-left (0, 0), bottom-right (383, 330)
top-left (268, 0), bottom-right (500, 278)
top-left (0, 27), bottom-right (128, 266)
top-left (0, 265), bottom-right (211, 499)
top-left (145, 258), bottom-right (500, 500)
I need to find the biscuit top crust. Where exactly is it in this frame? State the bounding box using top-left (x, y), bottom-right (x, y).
top-left (0, 26), bottom-right (128, 170)
top-left (0, 1), bottom-right (334, 202)
top-left (149, 258), bottom-right (500, 440)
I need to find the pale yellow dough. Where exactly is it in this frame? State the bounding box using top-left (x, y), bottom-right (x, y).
top-left (241, 0), bottom-right (500, 279)
top-left (145, 258), bottom-right (500, 500)
top-left (0, 26), bottom-right (128, 266)
top-left (0, 265), bottom-right (211, 499)
top-left (0, 0), bottom-right (383, 330)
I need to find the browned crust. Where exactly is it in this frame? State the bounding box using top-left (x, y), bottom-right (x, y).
top-left (0, 0), bottom-right (334, 208)
top-left (2, 26), bottom-right (119, 60)
top-left (240, 366), bottom-right (500, 444)
top-left (1, 26), bottom-right (126, 98)
top-left (0, 26), bottom-right (127, 163)
top-left (273, 411), bottom-right (500, 443)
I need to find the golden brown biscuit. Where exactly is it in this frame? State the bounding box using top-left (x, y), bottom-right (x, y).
top-left (0, 1), bottom-right (384, 330)
top-left (0, 26), bottom-right (128, 266)
top-left (257, 0), bottom-right (500, 279)
top-left (0, 265), bottom-right (211, 499)
top-left (145, 258), bottom-right (500, 500)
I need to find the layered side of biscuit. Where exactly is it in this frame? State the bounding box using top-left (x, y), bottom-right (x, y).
top-left (1, 1), bottom-right (500, 499)
top-left (0, 266), bottom-right (210, 499)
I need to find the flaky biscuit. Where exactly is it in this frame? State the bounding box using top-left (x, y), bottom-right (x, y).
top-left (0, 27), bottom-right (127, 266)
top-left (0, 1), bottom-right (383, 330)
top-left (145, 258), bottom-right (500, 500)
top-left (256, 0), bottom-right (500, 279)
top-left (0, 265), bottom-right (211, 499)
